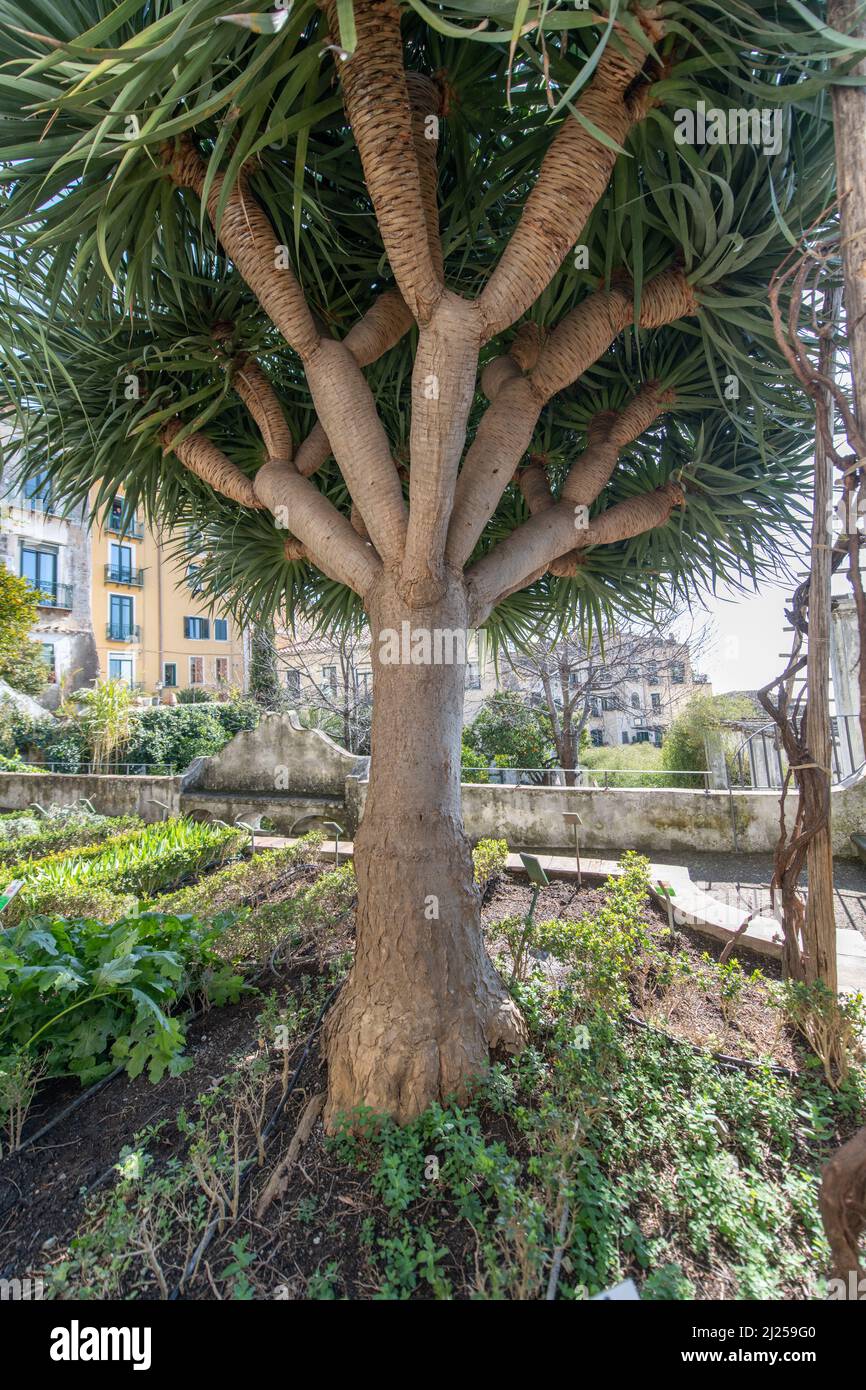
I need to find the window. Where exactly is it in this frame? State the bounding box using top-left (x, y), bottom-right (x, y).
top-left (214, 618), bottom-right (228, 642)
top-left (163, 663), bottom-right (177, 688)
top-left (621, 731), bottom-right (630, 744)
top-left (596, 666), bottom-right (612, 687)
top-left (108, 495), bottom-right (140, 535)
top-left (285, 669), bottom-right (301, 700)
top-left (630, 693), bottom-right (640, 709)
top-left (321, 664), bottom-right (337, 694)
top-left (108, 594), bottom-right (134, 639)
top-left (184, 616), bottom-right (210, 640)
top-left (465, 662), bottom-right (481, 690)
top-left (646, 661), bottom-right (659, 684)
top-left (634, 730), bottom-right (650, 744)
top-left (189, 656), bottom-right (204, 685)
top-left (187, 564), bottom-right (203, 595)
top-left (590, 729), bottom-right (604, 747)
top-left (41, 643), bottom-right (56, 682)
top-left (21, 546), bottom-right (58, 602)
top-left (110, 542), bottom-right (132, 580)
top-left (357, 669), bottom-right (372, 696)
top-left (590, 699), bottom-right (602, 717)
top-left (215, 657), bottom-right (228, 684)
top-left (651, 692), bottom-right (661, 711)
top-left (626, 665), bottom-right (640, 679)
top-left (24, 470), bottom-right (52, 506)
top-left (602, 696), bottom-right (617, 711)
top-left (671, 661), bottom-right (685, 684)
top-left (109, 657), bottom-right (133, 685)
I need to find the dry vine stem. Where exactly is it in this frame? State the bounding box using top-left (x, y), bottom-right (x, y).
top-left (157, 0), bottom-right (701, 1126)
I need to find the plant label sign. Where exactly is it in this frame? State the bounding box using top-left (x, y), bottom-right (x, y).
top-left (0, 879), bottom-right (23, 913)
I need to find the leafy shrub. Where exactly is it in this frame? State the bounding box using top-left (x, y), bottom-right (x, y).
top-left (461, 742), bottom-right (488, 784)
top-left (0, 910), bottom-right (245, 1083)
top-left (210, 699), bottom-right (260, 738)
top-left (2, 819), bottom-right (245, 924)
top-left (0, 698), bottom-right (260, 777)
top-left (472, 837), bottom-right (508, 890)
top-left (492, 851), bottom-right (652, 1011)
top-left (241, 863), bottom-right (357, 967)
top-left (773, 980), bottom-right (866, 1088)
top-left (125, 706), bottom-right (226, 772)
top-left (0, 751), bottom-right (34, 772)
top-left (0, 704), bottom-right (88, 771)
top-left (465, 692), bottom-right (553, 769)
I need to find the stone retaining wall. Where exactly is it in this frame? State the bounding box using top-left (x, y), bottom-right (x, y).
top-left (3, 722), bottom-right (864, 858)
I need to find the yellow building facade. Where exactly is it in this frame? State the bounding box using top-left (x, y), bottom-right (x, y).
top-left (91, 492), bottom-right (246, 696)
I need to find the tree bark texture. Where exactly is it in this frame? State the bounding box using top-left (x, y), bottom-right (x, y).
top-left (323, 574), bottom-right (526, 1128)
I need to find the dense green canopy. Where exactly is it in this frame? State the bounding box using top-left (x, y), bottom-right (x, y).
top-left (0, 1), bottom-right (859, 643)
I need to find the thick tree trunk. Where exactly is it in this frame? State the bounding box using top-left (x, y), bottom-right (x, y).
top-left (323, 575), bottom-right (526, 1129)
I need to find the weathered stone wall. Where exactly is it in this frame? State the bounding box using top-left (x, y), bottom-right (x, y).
top-left (0, 771), bottom-right (181, 821)
top-left (3, 716), bottom-right (864, 859)
top-left (186, 711), bottom-right (363, 797)
top-left (346, 776), bottom-right (864, 860)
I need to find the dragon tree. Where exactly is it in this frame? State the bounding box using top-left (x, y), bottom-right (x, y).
top-left (0, 0), bottom-right (853, 1123)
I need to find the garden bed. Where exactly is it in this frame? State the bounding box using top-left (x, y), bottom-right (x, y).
top-left (1, 848), bottom-right (863, 1300)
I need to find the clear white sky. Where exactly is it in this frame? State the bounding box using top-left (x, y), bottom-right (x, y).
top-left (679, 582), bottom-right (792, 695)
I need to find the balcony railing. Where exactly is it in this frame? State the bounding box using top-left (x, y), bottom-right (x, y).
top-left (31, 582), bottom-right (73, 609)
top-left (106, 516), bottom-right (144, 539)
top-left (15, 494), bottom-right (64, 518)
top-left (105, 623), bottom-right (140, 643)
top-left (104, 564), bottom-right (145, 587)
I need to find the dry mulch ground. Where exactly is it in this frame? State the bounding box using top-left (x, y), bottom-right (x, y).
top-left (483, 873), bottom-right (797, 1067)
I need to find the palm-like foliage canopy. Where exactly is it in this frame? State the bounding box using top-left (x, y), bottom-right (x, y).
top-left (0, 0), bottom-right (858, 644)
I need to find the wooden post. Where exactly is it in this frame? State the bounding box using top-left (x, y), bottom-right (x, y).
top-left (830, 0), bottom-right (866, 755)
top-left (816, 0), bottom-right (866, 989)
top-left (804, 289), bottom-right (838, 990)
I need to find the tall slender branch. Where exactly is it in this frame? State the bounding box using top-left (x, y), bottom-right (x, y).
top-left (325, 0), bottom-right (443, 324)
top-left (303, 336), bottom-right (408, 563)
top-left (406, 71), bottom-right (445, 282)
top-left (291, 58), bottom-right (433, 481)
top-left (232, 355), bottom-right (293, 463)
top-left (254, 460), bottom-right (382, 596)
top-left (167, 139), bottom-right (320, 361)
top-left (294, 294), bottom-right (411, 478)
top-left (476, 20), bottom-right (661, 341)
top-left (401, 290), bottom-right (480, 603)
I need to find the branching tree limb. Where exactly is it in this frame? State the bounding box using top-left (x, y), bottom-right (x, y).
top-left (468, 481), bottom-right (685, 622)
top-left (160, 420), bottom-right (264, 511)
top-left (447, 272), bottom-right (694, 567)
